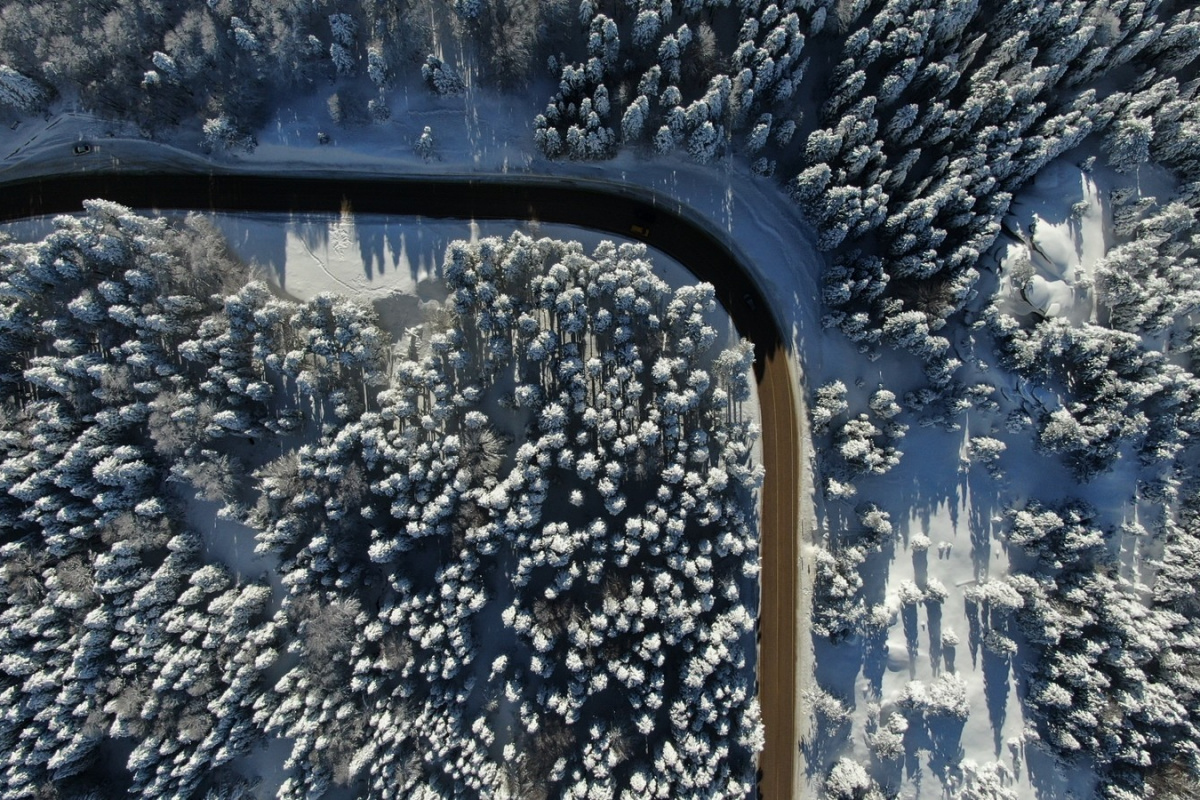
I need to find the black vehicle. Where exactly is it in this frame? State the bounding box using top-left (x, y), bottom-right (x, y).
top-left (72, 142), bottom-right (92, 155)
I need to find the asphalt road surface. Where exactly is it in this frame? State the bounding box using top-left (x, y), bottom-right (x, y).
top-left (0, 172), bottom-right (803, 799)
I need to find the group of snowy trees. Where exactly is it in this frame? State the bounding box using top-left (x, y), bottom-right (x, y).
top-left (1, 0), bottom-right (1195, 420)
top-left (802, 0), bottom-right (1196, 396)
top-left (813, 381), bottom-right (907, 498)
top-left (538, 0), bottom-right (1200, 454)
top-left (962, 34), bottom-right (1200, 794)
top-left (808, 379), bottom-right (909, 639)
top-left (939, 21), bottom-right (1200, 796)
top-left (7, 1), bottom-right (1200, 796)
top-left (983, 490), bottom-right (1200, 800)
top-left (533, 1), bottom-right (807, 166)
top-left (0, 206), bottom-right (763, 797)
top-left (0, 0), bottom-right (529, 139)
top-left (0, 202), bottom-right (284, 795)
top-left (806, 54), bottom-right (1200, 791)
top-left (338, 232), bottom-right (764, 798)
top-left (530, 0), bottom-right (1198, 438)
top-left (987, 280), bottom-right (1200, 481)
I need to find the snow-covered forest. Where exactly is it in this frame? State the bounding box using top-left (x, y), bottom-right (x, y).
top-left (2, 0), bottom-right (1200, 798)
top-left (0, 205), bottom-right (762, 797)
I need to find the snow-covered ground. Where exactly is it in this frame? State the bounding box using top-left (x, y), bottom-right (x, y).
top-left (992, 156), bottom-right (1178, 327)
top-left (995, 159), bottom-right (1107, 323)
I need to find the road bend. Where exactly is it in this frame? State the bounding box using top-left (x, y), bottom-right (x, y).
top-left (0, 171), bottom-right (804, 799)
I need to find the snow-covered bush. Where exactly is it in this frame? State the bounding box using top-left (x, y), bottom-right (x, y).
top-left (967, 436), bottom-right (1006, 477)
top-left (1007, 500), bottom-right (1106, 567)
top-left (825, 757), bottom-right (885, 800)
top-left (807, 686), bottom-right (852, 726)
top-left (0, 65), bottom-right (46, 112)
top-left (415, 126), bottom-right (436, 161)
top-left (812, 544), bottom-right (867, 640)
top-left (835, 414), bottom-right (901, 476)
top-left (422, 55), bottom-right (466, 95)
top-left (954, 760), bottom-right (1018, 800)
top-left (901, 674), bottom-right (970, 721)
top-left (826, 477), bottom-right (857, 501)
top-left (857, 503), bottom-right (893, 548)
top-left (202, 114), bottom-right (256, 152)
top-left (812, 380), bottom-right (849, 433)
top-left (867, 712), bottom-right (908, 762)
top-left (868, 388), bottom-right (900, 419)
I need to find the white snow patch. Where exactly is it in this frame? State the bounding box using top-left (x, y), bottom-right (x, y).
top-left (996, 160), bottom-right (1106, 323)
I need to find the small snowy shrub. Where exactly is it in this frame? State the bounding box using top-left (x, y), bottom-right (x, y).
top-left (825, 757), bottom-right (885, 800)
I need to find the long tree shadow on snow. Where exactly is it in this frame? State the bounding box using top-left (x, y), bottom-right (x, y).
top-left (206, 212), bottom-right (290, 289)
top-left (902, 713), bottom-right (967, 790)
top-left (355, 214), bottom-right (450, 284)
top-left (890, 428), bottom-right (1008, 585)
top-left (982, 648), bottom-right (1012, 756)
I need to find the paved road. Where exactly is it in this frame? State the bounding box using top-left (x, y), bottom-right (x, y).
top-left (0, 171), bottom-right (802, 799)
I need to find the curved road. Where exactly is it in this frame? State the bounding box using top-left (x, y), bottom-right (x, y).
top-left (0, 172), bottom-right (802, 799)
